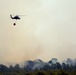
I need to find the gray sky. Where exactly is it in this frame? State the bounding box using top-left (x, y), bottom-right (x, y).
top-left (0, 0), bottom-right (76, 65)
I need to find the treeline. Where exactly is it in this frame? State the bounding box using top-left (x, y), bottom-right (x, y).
top-left (0, 62), bottom-right (76, 75)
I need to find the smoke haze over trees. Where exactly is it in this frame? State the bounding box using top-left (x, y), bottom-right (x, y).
top-left (0, 58), bottom-right (76, 75)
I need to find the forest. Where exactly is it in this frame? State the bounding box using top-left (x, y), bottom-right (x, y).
top-left (0, 61), bottom-right (76, 75)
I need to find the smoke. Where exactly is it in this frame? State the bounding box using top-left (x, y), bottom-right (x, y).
top-left (0, 0), bottom-right (76, 65)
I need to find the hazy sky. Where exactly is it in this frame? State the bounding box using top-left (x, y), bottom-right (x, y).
top-left (0, 0), bottom-right (76, 65)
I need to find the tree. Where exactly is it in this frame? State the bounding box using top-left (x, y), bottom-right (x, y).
top-left (56, 62), bottom-right (62, 69)
top-left (0, 64), bottom-right (8, 72)
top-left (9, 65), bottom-right (14, 72)
top-left (14, 64), bottom-right (20, 72)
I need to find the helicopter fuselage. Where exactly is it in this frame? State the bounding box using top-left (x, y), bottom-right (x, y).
top-left (10, 15), bottom-right (20, 20)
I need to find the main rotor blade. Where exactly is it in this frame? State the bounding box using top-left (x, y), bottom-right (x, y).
top-left (18, 15), bottom-right (26, 16)
top-left (11, 14), bottom-right (26, 16)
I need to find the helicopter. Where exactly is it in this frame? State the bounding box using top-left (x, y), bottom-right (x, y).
top-left (10, 15), bottom-right (25, 26)
top-left (10, 15), bottom-right (20, 20)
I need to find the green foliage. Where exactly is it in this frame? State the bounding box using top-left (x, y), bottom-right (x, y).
top-left (0, 70), bottom-right (76, 75)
